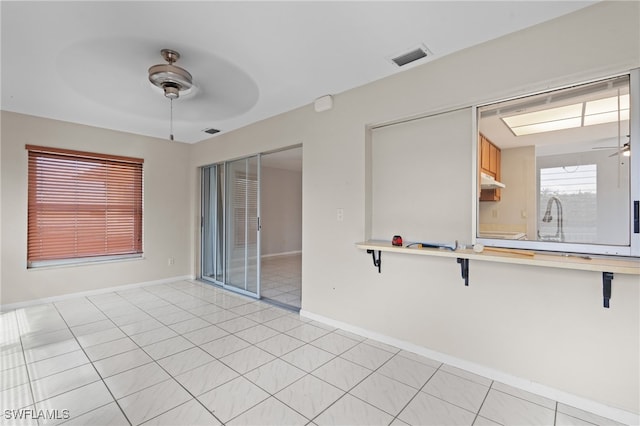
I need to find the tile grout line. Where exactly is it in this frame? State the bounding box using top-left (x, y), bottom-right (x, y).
top-left (198, 314), bottom-right (310, 423)
top-left (18, 286), bottom-right (235, 424)
top-left (8, 278), bottom-right (616, 426)
top-left (169, 286), bottom-right (342, 424)
top-left (302, 338), bottom-right (402, 424)
top-left (51, 299), bottom-right (133, 426)
top-left (14, 283), bottom-right (316, 425)
top-left (382, 352), bottom-right (444, 425)
top-left (151, 280), bottom-right (308, 425)
top-left (97, 287), bottom-right (226, 423)
top-left (14, 311), bottom-right (39, 421)
top-left (85, 286), bottom-right (229, 425)
top-left (95, 280), bottom-right (296, 425)
top-left (224, 326), bottom-right (335, 424)
top-left (471, 379), bottom-right (497, 425)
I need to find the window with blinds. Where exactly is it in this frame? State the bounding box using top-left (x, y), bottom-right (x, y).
top-left (26, 145), bottom-right (143, 267)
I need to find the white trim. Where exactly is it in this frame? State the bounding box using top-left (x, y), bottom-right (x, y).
top-left (27, 254), bottom-right (144, 270)
top-left (300, 309), bottom-right (640, 426)
top-left (629, 68), bottom-right (640, 256)
top-left (261, 250), bottom-right (302, 259)
top-left (1, 275), bottom-right (195, 312)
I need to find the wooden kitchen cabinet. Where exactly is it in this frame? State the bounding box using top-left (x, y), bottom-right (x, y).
top-left (481, 136), bottom-right (491, 171)
top-left (479, 133), bottom-right (501, 201)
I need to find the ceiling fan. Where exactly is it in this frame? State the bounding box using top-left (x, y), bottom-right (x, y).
top-left (148, 49), bottom-right (193, 141)
top-left (592, 135), bottom-right (631, 157)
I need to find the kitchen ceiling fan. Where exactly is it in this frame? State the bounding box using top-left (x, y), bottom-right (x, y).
top-left (592, 135), bottom-right (631, 157)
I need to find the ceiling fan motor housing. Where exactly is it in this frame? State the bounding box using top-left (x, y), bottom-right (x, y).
top-left (148, 49), bottom-right (193, 99)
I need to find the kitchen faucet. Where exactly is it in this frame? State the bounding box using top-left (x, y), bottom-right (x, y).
top-left (539, 196), bottom-right (565, 242)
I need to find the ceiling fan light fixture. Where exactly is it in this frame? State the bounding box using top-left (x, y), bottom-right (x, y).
top-left (148, 49), bottom-right (193, 99)
top-left (162, 83), bottom-right (180, 100)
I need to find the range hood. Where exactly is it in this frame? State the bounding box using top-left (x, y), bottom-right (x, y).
top-left (480, 172), bottom-right (506, 189)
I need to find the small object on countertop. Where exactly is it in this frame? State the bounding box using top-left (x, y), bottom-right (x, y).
top-left (392, 235), bottom-right (403, 246)
top-left (407, 240), bottom-right (457, 251)
top-left (483, 247), bottom-right (535, 257)
top-left (563, 253), bottom-right (592, 260)
top-left (473, 243), bottom-right (484, 253)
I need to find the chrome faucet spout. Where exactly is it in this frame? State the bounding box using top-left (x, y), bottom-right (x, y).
top-left (542, 196), bottom-right (564, 242)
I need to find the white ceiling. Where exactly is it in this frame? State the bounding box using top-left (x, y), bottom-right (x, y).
top-left (1, 1), bottom-right (596, 144)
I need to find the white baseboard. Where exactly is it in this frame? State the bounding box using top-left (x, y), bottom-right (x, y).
top-left (1, 275), bottom-right (195, 312)
top-left (300, 309), bottom-right (639, 426)
top-left (261, 250), bottom-right (302, 259)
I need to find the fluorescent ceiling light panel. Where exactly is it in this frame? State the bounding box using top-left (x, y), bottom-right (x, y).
top-left (502, 104), bottom-right (582, 128)
top-left (584, 110), bottom-right (630, 126)
top-left (510, 117), bottom-right (582, 136)
top-left (584, 94), bottom-right (629, 115)
top-left (502, 94), bottom-right (629, 136)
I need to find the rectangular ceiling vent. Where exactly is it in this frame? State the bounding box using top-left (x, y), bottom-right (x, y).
top-left (390, 45), bottom-right (431, 67)
top-left (203, 128), bottom-right (220, 135)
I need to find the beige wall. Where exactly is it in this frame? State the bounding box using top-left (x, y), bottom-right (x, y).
top-left (261, 166), bottom-right (302, 256)
top-left (190, 2), bottom-right (639, 414)
top-left (370, 109), bottom-right (472, 244)
top-left (479, 146), bottom-right (536, 238)
top-left (1, 112), bottom-right (192, 305)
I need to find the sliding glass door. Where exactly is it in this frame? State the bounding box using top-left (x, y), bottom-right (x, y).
top-left (225, 155), bottom-right (261, 297)
top-left (201, 164), bottom-right (224, 283)
top-left (201, 155), bottom-right (261, 298)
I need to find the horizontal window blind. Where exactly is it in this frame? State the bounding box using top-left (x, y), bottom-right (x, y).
top-left (26, 145), bottom-right (143, 265)
top-left (232, 172), bottom-right (258, 247)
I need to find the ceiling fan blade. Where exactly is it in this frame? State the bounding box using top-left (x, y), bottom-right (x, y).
top-left (608, 145), bottom-right (631, 157)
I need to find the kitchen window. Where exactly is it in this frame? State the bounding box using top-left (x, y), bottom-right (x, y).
top-left (26, 145), bottom-right (143, 267)
top-left (538, 164), bottom-right (597, 244)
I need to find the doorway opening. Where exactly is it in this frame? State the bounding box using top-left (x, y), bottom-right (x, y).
top-left (260, 146), bottom-right (302, 309)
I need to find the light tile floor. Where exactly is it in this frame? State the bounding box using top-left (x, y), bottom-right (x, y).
top-left (1, 280), bottom-right (626, 426)
top-left (261, 253), bottom-right (301, 309)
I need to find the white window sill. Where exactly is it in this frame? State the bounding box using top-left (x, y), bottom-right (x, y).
top-left (27, 254), bottom-right (144, 270)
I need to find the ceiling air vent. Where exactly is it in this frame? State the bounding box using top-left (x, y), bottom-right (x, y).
top-left (390, 45), bottom-right (431, 67)
top-left (203, 128), bottom-right (220, 135)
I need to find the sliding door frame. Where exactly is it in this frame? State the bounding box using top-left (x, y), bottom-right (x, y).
top-left (200, 155), bottom-right (261, 299)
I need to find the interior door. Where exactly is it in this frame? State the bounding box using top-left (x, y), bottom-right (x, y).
top-left (224, 155), bottom-right (261, 297)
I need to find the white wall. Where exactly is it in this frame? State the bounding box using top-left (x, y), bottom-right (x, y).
top-left (190, 2), bottom-right (640, 415)
top-left (261, 165), bottom-right (302, 256)
top-left (371, 109), bottom-right (472, 244)
top-left (1, 112), bottom-right (192, 305)
top-left (479, 146), bottom-right (536, 238)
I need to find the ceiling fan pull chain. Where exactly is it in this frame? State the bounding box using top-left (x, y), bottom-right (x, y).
top-left (617, 88), bottom-right (621, 188)
top-left (170, 98), bottom-right (174, 141)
